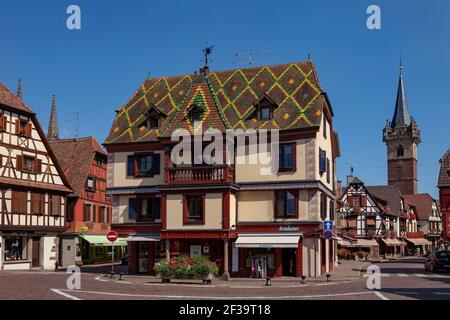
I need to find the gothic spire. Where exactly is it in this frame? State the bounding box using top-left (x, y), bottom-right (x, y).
top-left (47, 95), bottom-right (59, 141)
top-left (391, 63), bottom-right (412, 128)
top-left (17, 79), bottom-right (22, 100)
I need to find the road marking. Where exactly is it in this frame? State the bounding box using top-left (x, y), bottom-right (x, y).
top-left (414, 273), bottom-right (427, 278)
top-left (430, 274), bottom-right (447, 278)
top-left (144, 283), bottom-right (218, 288)
top-left (363, 273), bottom-right (390, 277)
top-left (433, 292), bottom-right (450, 296)
top-left (50, 289), bottom-right (82, 300)
top-left (115, 281), bottom-right (132, 284)
top-left (397, 273), bottom-right (408, 277)
top-left (374, 291), bottom-right (390, 300)
top-left (53, 288), bottom-right (374, 300)
top-left (95, 276), bottom-right (108, 282)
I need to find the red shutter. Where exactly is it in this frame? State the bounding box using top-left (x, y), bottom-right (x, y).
top-left (0, 115), bottom-right (5, 131)
top-left (15, 119), bottom-right (20, 134)
top-left (16, 155), bottom-right (23, 170)
top-left (26, 122), bottom-right (32, 137)
top-left (83, 204), bottom-right (88, 221)
top-left (36, 159), bottom-right (42, 173)
top-left (347, 195), bottom-right (353, 206)
top-left (361, 196), bottom-right (367, 207)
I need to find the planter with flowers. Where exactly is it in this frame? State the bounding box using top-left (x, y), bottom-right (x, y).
top-left (154, 256), bottom-right (219, 284)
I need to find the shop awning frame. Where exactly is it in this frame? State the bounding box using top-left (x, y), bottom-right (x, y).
top-left (338, 239), bottom-right (379, 248)
top-left (234, 233), bottom-right (302, 248)
top-left (124, 233), bottom-right (160, 242)
top-left (80, 235), bottom-right (128, 246)
top-left (405, 238), bottom-right (432, 246)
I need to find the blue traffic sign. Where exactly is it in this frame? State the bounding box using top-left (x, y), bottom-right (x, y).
top-left (323, 231), bottom-right (333, 239)
top-left (323, 220), bottom-right (334, 231)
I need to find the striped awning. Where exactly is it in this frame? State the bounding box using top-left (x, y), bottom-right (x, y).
top-left (381, 238), bottom-right (405, 246)
top-left (405, 238), bottom-right (432, 246)
top-left (338, 239), bottom-right (378, 248)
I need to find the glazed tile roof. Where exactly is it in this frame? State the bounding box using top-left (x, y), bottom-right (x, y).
top-left (105, 61), bottom-right (328, 144)
top-left (0, 82), bottom-right (33, 113)
top-left (49, 137), bottom-right (106, 197)
top-left (438, 148), bottom-right (450, 187)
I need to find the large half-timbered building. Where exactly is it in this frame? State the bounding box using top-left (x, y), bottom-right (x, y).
top-left (105, 60), bottom-right (341, 278)
top-left (0, 82), bottom-right (71, 270)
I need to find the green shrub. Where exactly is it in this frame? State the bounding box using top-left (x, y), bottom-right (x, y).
top-left (154, 255), bottom-right (219, 279)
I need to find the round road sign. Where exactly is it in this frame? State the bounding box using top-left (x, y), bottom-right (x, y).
top-left (107, 231), bottom-right (118, 242)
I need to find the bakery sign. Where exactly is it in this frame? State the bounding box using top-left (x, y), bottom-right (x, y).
top-left (279, 226), bottom-right (300, 232)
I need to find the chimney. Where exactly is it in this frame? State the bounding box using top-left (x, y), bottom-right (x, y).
top-left (336, 180), bottom-right (343, 198)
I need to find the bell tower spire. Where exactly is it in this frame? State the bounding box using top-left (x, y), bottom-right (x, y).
top-left (47, 95), bottom-right (59, 141)
top-left (383, 63), bottom-right (421, 195)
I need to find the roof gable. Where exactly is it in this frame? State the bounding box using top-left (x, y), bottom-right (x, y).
top-left (0, 82), bottom-right (33, 113)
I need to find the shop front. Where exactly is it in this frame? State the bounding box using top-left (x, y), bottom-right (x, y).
top-left (234, 233), bottom-right (303, 278)
top-left (125, 233), bottom-right (161, 274)
top-left (79, 234), bottom-right (128, 264)
top-left (379, 238), bottom-right (405, 258)
top-left (405, 237), bottom-right (432, 256)
top-left (0, 231), bottom-right (59, 270)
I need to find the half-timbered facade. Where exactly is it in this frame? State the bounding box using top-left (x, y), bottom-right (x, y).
top-left (105, 60), bottom-right (340, 278)
top-left (0, 82), bottom-right (71, 270)
top-left (337, 178), bottom-right (405, 258)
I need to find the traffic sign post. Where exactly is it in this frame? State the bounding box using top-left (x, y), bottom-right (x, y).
top-left (107, 231), bottom-right (118, 278)
top-left (323, 220), bottom-right (334, 231)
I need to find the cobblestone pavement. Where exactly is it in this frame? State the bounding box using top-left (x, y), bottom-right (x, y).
top-left (0, 258), bottom-right (448, 300)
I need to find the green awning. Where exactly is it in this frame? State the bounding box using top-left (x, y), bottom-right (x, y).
top-left (80, 235), bottom-right (128, 247)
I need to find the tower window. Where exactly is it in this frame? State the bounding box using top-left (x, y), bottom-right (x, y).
top-left (397, 145), bottom-right (404, 157)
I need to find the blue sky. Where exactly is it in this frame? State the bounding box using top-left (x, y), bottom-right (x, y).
top-left (1, 1), bottom-right (449, 197)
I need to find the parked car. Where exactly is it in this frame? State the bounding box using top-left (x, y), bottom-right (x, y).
top-left (424, 251), bottom-right (450, 273)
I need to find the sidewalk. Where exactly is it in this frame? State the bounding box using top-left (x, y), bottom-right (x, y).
top-left (92, 259), bottom-right (370, 287)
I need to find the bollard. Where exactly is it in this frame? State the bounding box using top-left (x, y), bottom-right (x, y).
top-left (110, 271), bottom-right (115, 279)
top-left (326, 273), bottom-right (331, 282)
top-left (301, 276), bottom-right (306, 284)
top-left (265, 277), bottom-right (272, 286)
top-left (119, 273), bottom-right (124, 280)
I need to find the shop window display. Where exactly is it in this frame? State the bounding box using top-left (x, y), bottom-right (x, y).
top-left (4, 238), bottom-right (27, 261)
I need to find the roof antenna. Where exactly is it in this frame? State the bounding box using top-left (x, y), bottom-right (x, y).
top-left (67, 112), bottom-right (80, 139)
top-left (308, 52), bottom-right (311, 61)
top-left (17, 78), bottom-right (22, 100)
top-left (203, 42), bottom-right (214, 67)
top-left (147, 70), bottom-right (151, 79)
top-left (233, 49), bottom-right (272, 67)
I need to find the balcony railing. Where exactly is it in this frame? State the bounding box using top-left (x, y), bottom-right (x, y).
top-left (165, 165), bottom-right (234, 184)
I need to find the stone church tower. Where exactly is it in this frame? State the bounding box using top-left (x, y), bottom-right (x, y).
top-left (47, 95), bottom-right (59, 141)
top-left (383, 65), bottom-right (421, 195)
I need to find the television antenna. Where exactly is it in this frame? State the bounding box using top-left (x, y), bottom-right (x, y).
top-left (233, 49), bottom-right (273, 67)
top-left (67, 112), bottom-right (80, 139)
top-left (203, 42), bottom-right (214, 67)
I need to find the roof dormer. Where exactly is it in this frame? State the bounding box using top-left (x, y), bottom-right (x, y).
top-left (247, 94), bottom-right (278, 121)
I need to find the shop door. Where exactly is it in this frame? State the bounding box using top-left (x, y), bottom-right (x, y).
top-left (32, 237), bottom-right (40, 267)
top-left (137, 242), bottom-right (149, 273)
top-left (321, 239), bottom-right (326, 274)
top-left (281, 249), bottom-right (296, 276)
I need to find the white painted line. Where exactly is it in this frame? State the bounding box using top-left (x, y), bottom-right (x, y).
top-left (363, 273), bottom-right (390, 277)
top-left (414, 273), bottom-right (427, 278)
top-left (55, 288), bottom-right (374, 300)
top-left (397, 273), bottom-right (408, 277)
top-left (95, 276), bottom-right (108, 282)
top-left (114, 281), bottom-right (132, 284)
top-left (50, 289), bottom-right (82, 300)
top-left (430, 274), bottom-right (447, 278)
top-left (433, 292), bottom-right (450, 296)
top-left (144, 283), bottom-right (217, 288)
top-left (374, 291), bottom-right (390, 300)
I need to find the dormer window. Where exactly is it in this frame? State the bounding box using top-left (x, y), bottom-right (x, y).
top-left (253, 94), bottom-right (277, 121)
top-left (15, 119), bottom-right (32, 137)
top-left (187, 104), bottom-right (203, 124)
top-left (139, 104), bottom-right (166, 130)
top-left (148, 109), bottom-right (160, 129)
